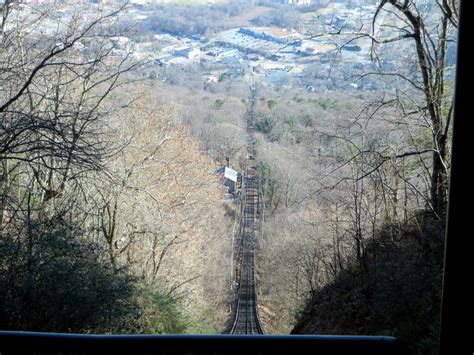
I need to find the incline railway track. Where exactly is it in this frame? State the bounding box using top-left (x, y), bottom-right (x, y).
top-left (229, 83), bottom-right (264, 335)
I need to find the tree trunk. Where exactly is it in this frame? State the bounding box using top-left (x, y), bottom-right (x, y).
top-left (431, 138), bottom-right (449, 216)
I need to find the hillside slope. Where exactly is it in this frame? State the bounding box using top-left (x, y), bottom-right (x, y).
top-left (292, 213), bottom-right (445, 355)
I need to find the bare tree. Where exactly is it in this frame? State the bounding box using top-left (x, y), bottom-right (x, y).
top-left (364, 0), bottom-right (458, 216)
top-left (302, 0), bottom-right (457, 215)
top-left (0, 1), bottom-right (145, 333)
top-left (0, 1), bottom-right (140, 231)
top-left (207, 123), bottom-right (245, 167)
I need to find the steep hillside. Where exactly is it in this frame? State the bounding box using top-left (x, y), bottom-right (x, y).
top-left (292, 213), bottom-right (445, 354)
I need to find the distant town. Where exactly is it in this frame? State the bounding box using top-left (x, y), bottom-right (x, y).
top-left (4, 0), bottom-right (452, 95)
top-left (6, 0), bottom-right (394, 92)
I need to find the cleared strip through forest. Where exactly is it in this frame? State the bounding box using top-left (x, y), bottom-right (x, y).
top-left (229, 85), bottom-right (264, 335)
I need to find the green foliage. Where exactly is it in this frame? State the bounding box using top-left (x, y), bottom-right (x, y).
top-left (293, 95), bottom-right (303, 103)
top-left (143, 290), bottom-right (188, 334)
top-left (412, 127), bottom-right (433, 149)
top-left (183, 308), bottom-right (219, 334)
top-left (258, 161), bottom-right (272, 183)
top-left (292, 129), bottom-right (305, 145)
top-left (301, 114), bottom-right (315, 127)
top-left (267, 99), bottom-right (277, 110)
top-left (284, 116), bottom-right (305, 144)
top-left (215, 99), bottom-right (225, 109)
top-left (284, 116), bottom-right (297, 128)
top-left (257, 160), bottom-right (276, 208)
top-left (310, 98), bottom-right (336, 110)
top-left (142, 291), bottom-right (218, 334)
top-left (0, 216), bottom-right (141, 333)
top-left (256, 114), bottom-right (276, 135)
top-left (441, 80), bottom-right (455, 119)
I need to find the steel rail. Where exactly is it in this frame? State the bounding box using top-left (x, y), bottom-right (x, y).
top-left (229, 87), bottom-right (264, 335)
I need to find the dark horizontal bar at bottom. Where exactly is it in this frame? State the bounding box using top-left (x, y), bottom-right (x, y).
top-left (0, 331), bottom-right (409, 354)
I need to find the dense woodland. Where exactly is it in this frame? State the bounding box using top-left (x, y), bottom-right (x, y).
top-left (137, 0), bottom-right (312, 37)
top-left (0, 0), bottom-right (458, 354)
top-left (0, 2), bottom-right (234, 333)
top-left (251, 3), bottom-right (457, 355)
